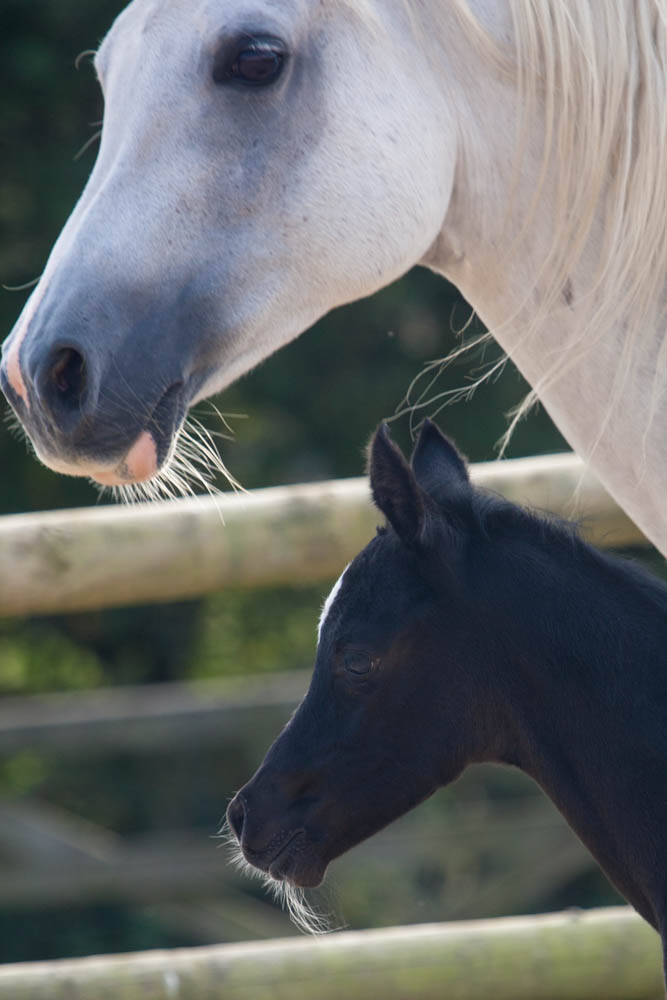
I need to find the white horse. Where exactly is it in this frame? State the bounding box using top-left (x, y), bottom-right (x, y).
top-left (1, 0), bottom-right (666, 554)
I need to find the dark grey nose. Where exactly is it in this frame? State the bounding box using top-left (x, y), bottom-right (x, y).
top-left (2, 269), bottom-right (207, 474)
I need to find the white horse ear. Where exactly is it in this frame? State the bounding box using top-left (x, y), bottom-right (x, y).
top-left (411, 419), bottom-right (469, 502)
top-left (369, 423), bottom-right (425, 547)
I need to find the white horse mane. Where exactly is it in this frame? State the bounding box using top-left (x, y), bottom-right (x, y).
top-left (407, 0), bottom-right (667, 455)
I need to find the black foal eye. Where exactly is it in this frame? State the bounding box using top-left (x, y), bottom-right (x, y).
top-left (213, 37), bottom-right (286, 87)
top-left (343, 651), bottom-right (379, 677)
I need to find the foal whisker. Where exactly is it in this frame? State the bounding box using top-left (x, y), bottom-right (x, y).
top-left (216, 817), bottom-right (334, 936)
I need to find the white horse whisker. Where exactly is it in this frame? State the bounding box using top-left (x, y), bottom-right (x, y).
top-left (104, 413), bottom-right (244, 506)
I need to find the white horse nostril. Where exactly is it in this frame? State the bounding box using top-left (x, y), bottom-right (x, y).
top-left (49, 347), bottom-right (86, 401)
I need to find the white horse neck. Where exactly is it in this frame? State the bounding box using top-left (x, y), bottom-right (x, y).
top-left (421, 0), bottom-right (667, 556)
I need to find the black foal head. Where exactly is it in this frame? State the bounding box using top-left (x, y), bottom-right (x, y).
top-left (226, 420), bottom-right (518, 893)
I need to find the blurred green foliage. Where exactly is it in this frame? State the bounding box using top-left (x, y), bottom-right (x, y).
top-left (0, 0), bottom-right (647, 966)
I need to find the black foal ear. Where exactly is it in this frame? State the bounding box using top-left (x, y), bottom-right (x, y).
top-left (411, 419), bottom-right (470, 503)
top-left (369, 423), bottom-right (425, 547)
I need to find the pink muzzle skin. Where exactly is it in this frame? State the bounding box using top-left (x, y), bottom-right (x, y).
top-left (3, 323), bottom-right (31, 410)
top-left (32, 430), bottom-right (161, 486)
top-left (91, 431), bottom-right (159, 486)
top-left (1, 273), bottom-right (57, 410)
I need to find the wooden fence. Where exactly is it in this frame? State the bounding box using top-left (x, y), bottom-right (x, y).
top-left (0, 452), bottom-right (648, 618)
top-left (0, 456), bottom-right (659, 995)
top-left (0, 907), bottom-right (661, 1000)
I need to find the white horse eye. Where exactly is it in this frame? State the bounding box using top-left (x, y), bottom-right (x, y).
top-left (213, 38), bottom-right (286, 87)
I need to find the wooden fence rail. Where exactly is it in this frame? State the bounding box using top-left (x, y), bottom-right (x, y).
top-left (0, 907), bottom-right (661, 1000)
top-left (0, 671), bottom-right (306, 755)
top-left (0, 453), bottom-right (647, 618)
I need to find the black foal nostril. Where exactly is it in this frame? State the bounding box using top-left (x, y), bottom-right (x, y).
top-left (49, 347), bottom-right (86, 406)
top-left (227, 795), bottom-right (246, 842)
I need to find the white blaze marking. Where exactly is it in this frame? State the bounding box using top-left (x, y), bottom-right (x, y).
top-left (318, 564), bottom-right (349, 643)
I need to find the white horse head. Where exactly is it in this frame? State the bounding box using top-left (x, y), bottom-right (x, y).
top-left (0, 0), bottom-right (455, 485)
top-left (2, 0), bottom-right (666, 554)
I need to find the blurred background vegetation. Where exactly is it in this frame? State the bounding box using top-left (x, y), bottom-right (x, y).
top-left (0, 0), bottom-right (656, 965)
